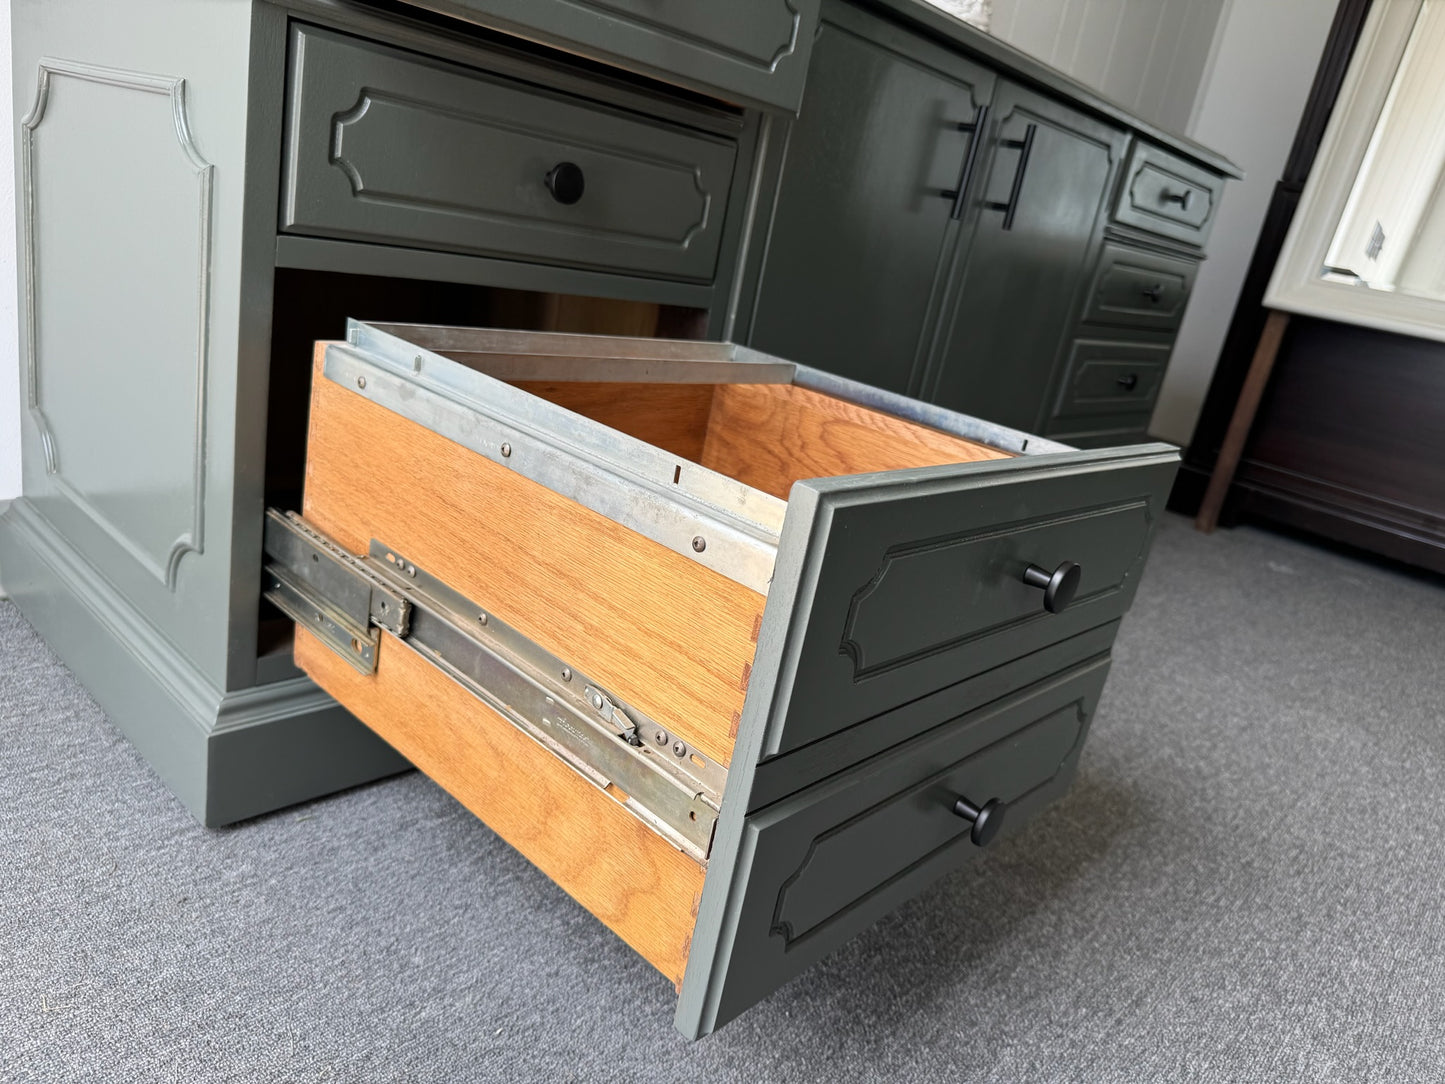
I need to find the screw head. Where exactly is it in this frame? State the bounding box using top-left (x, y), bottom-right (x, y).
top-left (500, 442), bottom-right (512, 458)
top-left (654, 730), bottom-right (669, 746)
top-left (477, 612), bottom-right (488, 626)
top-left (589, 691), bottom-right (604, 710)
top-left (356, 375), bottom-right (367, 389)
top-left (560, 667), bottom-right (572, 682)
top-left (691, 536), bottom-right (706, 553)
top-left (673, 741), bottom-right (687, 757)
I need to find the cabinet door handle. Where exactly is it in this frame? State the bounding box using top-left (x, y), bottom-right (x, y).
top-left (940, 103), bottom-right (990, 220)
top-left (1022, 559), bottom-right (1080, 614)
top-left (1161, 187), bottom-right (1193, 211)
top-left (1141, 284), bottom-right (1164, 303)
top-left (1116, 372), bottom-right (1139, 391)
top-left (544, 161), bottom-right (586, 205)
top-left (983, 122), bottom-right (1037, 231)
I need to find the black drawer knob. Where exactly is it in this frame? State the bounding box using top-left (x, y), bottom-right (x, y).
top-left (1161, 187), bottom-right (1193, 211)
top-left (952, 795), bottom-right (1006, 847)
top-left (544, 161), bottom-right (585, 205)
top-left (1116, 372), bottom-right (1139, 391)
top-left (1141, 283), bottom-right (1163, 303)
top-left (1022, 560), bottom-right (1081, 614)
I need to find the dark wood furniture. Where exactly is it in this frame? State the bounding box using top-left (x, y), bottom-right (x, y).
top-left (1176, 0), bottom-right (1445, 576)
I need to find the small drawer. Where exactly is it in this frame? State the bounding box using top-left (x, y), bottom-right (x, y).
top-left (1083, 243), bottom-right (1198, 332)
top-left (1054, 338), bottom-right (1172, 420)
top-left (282, 25), bottom-right (738, 282)
top-left (1112, 142), bottom-right (1222, 247)
top-left (405, 0), bottom-right (820, 112)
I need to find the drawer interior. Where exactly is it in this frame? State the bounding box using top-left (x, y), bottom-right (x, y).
top-left (482, 375), bottom-right (1014, 501)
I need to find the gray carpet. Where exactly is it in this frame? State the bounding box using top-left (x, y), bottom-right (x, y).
top-left (3, 514), bottom-right (1444, 1083)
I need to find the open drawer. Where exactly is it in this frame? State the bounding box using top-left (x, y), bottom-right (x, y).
top-left (263, 322), bottom-right (1177, 1038)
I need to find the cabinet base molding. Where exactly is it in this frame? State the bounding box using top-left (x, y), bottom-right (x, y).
top-left (0, 499), bottom-right (408, 827)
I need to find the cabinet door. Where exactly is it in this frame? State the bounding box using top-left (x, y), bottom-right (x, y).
top-left (748, 6), bottom-right (994, 394)
top-left (926, 82), bottom-right (1127, 431)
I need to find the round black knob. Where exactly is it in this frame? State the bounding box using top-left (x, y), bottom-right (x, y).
top-left (1141, 284), bottom-right (1163, 303)
top-left (1022, 560), bottom-right (1081, 614)
top-left (1162, 187), bottom-right (1193, 211)
top-left (952, 795), bottom-right (1006, 847)
top-left (544, 161), bottom-right (585, 205)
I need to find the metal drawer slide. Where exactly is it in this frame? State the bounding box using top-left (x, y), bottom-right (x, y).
top-left (262, 509), bottom-right (725, 861)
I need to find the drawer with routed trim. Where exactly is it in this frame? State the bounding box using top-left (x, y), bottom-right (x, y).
top-left (281, 24), bottom-right (738, 281)
top-left (1083, 243), bottom-right (1199, 332)
top-left (267, 321), bottom-right (1177, 1038)
top-left (1053, 337), bottom-right (1172, 421)
top-left (1112, 141), bottom-right (1222, 247)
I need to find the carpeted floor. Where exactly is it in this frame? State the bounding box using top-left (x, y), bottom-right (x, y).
top-left (2, 513), bottom-right (1444, 1082)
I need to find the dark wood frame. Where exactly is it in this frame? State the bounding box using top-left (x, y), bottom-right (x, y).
top-left (1170, 0), bottom-right (1372, 519)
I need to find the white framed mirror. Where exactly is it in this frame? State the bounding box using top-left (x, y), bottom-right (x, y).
top-left (1267, 0), bottom-right (1445, 341)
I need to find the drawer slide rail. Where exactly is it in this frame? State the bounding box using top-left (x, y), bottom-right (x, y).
top-left (262, 509), bottom-right (724, 861)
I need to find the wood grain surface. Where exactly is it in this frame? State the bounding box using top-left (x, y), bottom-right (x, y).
top-left (699, 382), bottom-right (1011, 500)
top-left (302, 344), bottom-right (763, 767)
top-left (513, 381), bottom-right (717, 462)
top-left (295, 626), bottom-right (705, 986)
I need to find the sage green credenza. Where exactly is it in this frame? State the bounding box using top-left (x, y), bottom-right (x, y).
top-left (0, 0), bottom-right (1234, 829)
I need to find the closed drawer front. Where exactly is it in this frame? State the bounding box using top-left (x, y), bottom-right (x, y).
top-left (282, 25), bottom-right (738, 281)
top-left (404, 0), bottom-right (820, 112)
top-left (1112, 142), bottom-right (1221, 246)
top-left (1054, 338), bottom-right (1171, 420)
top-left (1083, 243), bottom-right (1198, 331)
top-left (700, 658), bottom-right (1111, 1026)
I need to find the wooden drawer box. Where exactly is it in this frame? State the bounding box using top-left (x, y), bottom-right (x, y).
top-left (263, 322), bottom-right (1177, 1038)
top-left (281, 25), bottom-right (737, 281)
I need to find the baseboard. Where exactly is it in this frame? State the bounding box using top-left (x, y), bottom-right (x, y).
top-left (0, 499), bottom-right (409, 827)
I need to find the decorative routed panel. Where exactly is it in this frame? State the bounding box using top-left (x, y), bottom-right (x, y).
top-left (22, 59), bottom-right (212, 590)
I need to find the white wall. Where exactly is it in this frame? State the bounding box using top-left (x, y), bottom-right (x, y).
top-left (1150, 0), bottom-right (1338, 444)
top-left (1, 1), bottom-right (17, 501)
top-left (990, 0), bottom-right (1228, 134)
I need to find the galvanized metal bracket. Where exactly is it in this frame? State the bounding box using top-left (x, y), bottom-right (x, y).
top-left (262, 509), bottom-right (725, 862)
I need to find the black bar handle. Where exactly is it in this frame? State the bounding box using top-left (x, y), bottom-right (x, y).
top-left (1116, 372), bottom-right (1139, 391)
top-left (941, 103), bottom-right (990, 220)
top-left (983, 122), bottom-right (1037, 230)
top-left (1141, 283), bottom-right (1164, 303)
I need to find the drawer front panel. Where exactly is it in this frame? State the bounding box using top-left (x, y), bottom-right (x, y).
top-left (678, 658), bottom-right (1110, 1037)
top-left (1112, 142), bottom-right (1221, 246)
top-left (405, 0), bottom-right (820, 112)
top-left (283, 26), bottom-right (737, 281)
top-left (754, 444), bottom-right (1177, 760)
top-left (1083, 243), bottom-right (1197, 331)
top-left (1054, 338), bottom-right (1171, 420)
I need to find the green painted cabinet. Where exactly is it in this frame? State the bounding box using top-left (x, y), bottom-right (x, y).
top-left (746, 0), bottom-right (1233, 443)
top-left (926, 81), bottom-right (1126, 430)
top-left (747, 8), bottom-right (994, 393)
